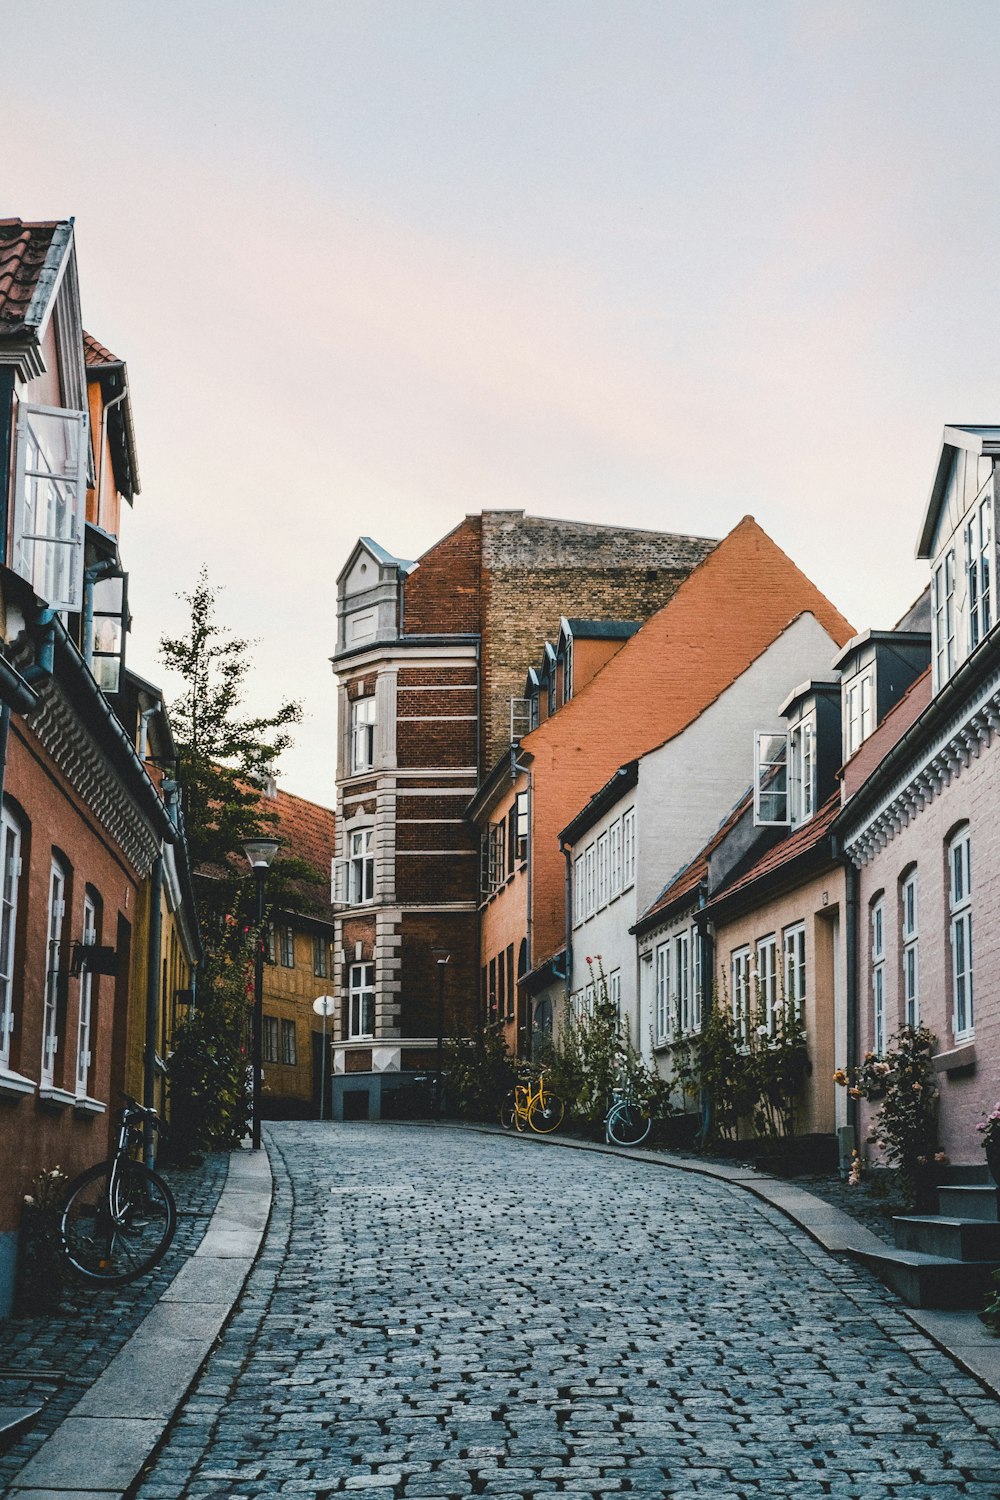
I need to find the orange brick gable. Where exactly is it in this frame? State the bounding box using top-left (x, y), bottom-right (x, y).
top-left (523, 515), bottom-right (855, 964)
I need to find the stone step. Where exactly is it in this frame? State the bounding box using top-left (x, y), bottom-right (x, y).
top-left (853, 1247), bottom-right (999, 1309)
top-left (894, 1214), bottom-right (1000, 1260)
top-left (941, 1163), bottom-right (992, 1186)
top-left (0, 1405), bottom-right (43, 1454)
top-left (938, 1184), bottom-right (1000, 1222)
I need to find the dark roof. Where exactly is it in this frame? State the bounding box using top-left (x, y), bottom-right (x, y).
top-left (706, 791), bottom-right (841, 912)
top-left (564, 619), bottom-right (642, 641)
top-left (0, 218), bottom-right (62, 331)
top-left (634, 790), bottom-right (752, 932)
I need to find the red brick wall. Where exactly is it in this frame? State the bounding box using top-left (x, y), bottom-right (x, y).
top-left (399, 911), bottom-right (478, 1038)
top-left (401, 515), bottom-right (482, 635)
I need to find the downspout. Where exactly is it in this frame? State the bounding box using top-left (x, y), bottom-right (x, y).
top-left (95, 383), bottom-right (127, 534)
top-left (23, 610), bottom-right (57, 684)
top-left (144, 853), bottom-right (163, 1168)
top-left (561, 840), bottom-right (573, 1013)
top-left (695, 884), bottom-right (714, 1146)
top-left (512, 754), bottom-right (533, 1057)
top-left (840, 844), bottom-right (860, 1151)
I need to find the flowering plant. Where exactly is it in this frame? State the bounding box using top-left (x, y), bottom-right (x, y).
top-left (18, 1165), bottom-right (68, 1314)
top-left (834, 1025), bottom-right (942, 1208)
top-left (976, 1102), bottom-right (1000, 1153)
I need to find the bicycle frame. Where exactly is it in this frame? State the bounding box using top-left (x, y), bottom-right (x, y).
top-left (108, 1098), bottom-right (155, 1226)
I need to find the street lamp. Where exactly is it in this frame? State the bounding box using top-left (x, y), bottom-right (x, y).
top-left (243, 836), bottom-right (280, 1151)
top-left (431, 946), bottom-right (451, 1119)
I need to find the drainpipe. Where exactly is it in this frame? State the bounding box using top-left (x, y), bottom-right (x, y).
top-left (82, 558), bottom-right (120, 670)
top-left (137, 704), bottom-right (159, 763)
top-left (23, 610), bottom-right (57, 686)
top-left (561, 840), bottom-right (573, 1012)
top-left (144, 853), bottom-right (163, 1168)
top-left (95, 384), bottom-right (128, 533)
top-left (512, 755), bottom-right (533, 1057)
top-left (842, 849), bottom-right (860, 1148)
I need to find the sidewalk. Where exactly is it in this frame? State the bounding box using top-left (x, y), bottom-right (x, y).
top-left (1, 1145), bottom-right (272, 1500)
top-left (467, 1122), bottom-right (1000, 1405)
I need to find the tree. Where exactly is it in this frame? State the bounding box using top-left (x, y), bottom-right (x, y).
top-left (159, 568), bottom-right (307, 923)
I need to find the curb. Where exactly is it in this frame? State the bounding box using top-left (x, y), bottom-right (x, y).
top-left (8, 1145), bottom-right (273, 1500)
top-left (466, 1122), bottom-right (1000, 1404)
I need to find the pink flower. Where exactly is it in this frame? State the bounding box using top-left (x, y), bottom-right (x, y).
top-left (912, 1082), bottom-right (922, 1092)
top-left (935, 1151), bottom-right (949, 1164)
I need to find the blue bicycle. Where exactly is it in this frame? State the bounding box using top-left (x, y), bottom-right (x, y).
top-left (604, 1085), bottom-right (651, 1147)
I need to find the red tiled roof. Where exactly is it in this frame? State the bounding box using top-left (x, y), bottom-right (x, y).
top-left (83, 329), bottom-right (121, 367)
top-left (265, 786), bottom-right (336, 874)
top-left (840, 666), bottom-right (932, 802)
top-left (639, 790), bottom-right (753, 926)
top-left (707, 790), bottom-right (841, 909)
top-left (0, 219), bottom-right (61, 330)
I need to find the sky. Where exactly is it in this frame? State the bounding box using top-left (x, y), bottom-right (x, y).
top-left (5, 0), bottom-right (1000, 803)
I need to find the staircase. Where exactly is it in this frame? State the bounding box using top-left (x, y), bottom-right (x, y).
top-left (853, 1165), bottom-right (1000, 1309)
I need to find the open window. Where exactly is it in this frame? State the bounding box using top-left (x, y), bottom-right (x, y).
top-left (91, 573), bottom-right (128, 693)
top-left (754, 731), bottom-right (789, 826)
top-left (12, 405), bottom-right (88, 611)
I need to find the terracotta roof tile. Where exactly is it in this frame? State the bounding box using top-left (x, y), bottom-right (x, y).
top-left (83, 329), bottom-right (121, 367)
top-left (0, 218), bottom-right (60, 330)
top-left (707, 790), bottom-right (841, 908)
top-left (265, 786), bottom-right (336, 873)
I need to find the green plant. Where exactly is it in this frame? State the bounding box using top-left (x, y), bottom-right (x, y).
top-left (17, 1165), bottom-right (68, 1314)
top-left (167, 912), bottom-right (255, 1159)
top-left (835, 1025), bottom-right (943, 1209)
top-left (445, 1026), bottom-right (517, 1120)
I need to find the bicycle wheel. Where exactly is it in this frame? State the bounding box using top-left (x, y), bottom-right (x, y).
top-left (500, 1092), bottom-right (516, 1130)
top-left (61, 1160), bottom-right (176, 1286)
top-left (606, 1101), bottom-right (651, 1147)
top-left (528, 1090), bottom-right (564, 1134)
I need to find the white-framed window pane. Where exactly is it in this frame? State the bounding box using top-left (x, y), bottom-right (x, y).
top-left (655, 943), bottom-right (669, 1041)
top-left (609, 821), bottom-right (621, 896)
top-left (573, 855), bottom-right (584, 926)
top-left (904, 943), bottom-right (919, 1028)
top-left (13, 405), bottom-right (88, 611)
top-left (42, 860), bottom-right (66, 1087)
top-left (756, 936), bottom-right (777, 1036)
top-left (597, 833), bottom-right (609, 909)
top-left (0, 809), bottom-right (22, 1070)
top-left (75, 895), bottom-right (97, 1097)
top-left (609, 970), bottom-right (621, 1016)
top-left (622, 809), bottom-right (635, 887)
top-left (754, 731), bottom-right (789, 825)
top-left (691, 929), bottom-right (703, 1032)
top-left (732, 948), bottom-right (750, 1044)
top-left (782, 923), bottom-right (806, 1021)
top-left (873, 965), bottom-right (885, 1056)
top-left (350, 696), bottom-right (376, 772)
top-left (349, 963), bottom-right (376, 1038)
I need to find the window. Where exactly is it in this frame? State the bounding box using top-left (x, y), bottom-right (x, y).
top-left (609, 820), bottom-right (621, 897)
top-left (655, 942), bottom-right (669, 1041)
top-left (754, 731), bottom-right (788, 825)
top-left (949, 829), bottom-right (973, 1038)
top-left (901, 871), bottom-right (919, 1029)
top-left (573, 854), bottom-right (584, 926)
top-left (75, 893), bottom-right (98, 1097)
top-left (547, 667), bottom-right (556, 717)
top-left (787, 716), bottom-right (815, 825)
top-left (486, 820), bottom-right (505, 893)
top-left (691, 931), bottom-right (703, 1033)
top-left (262, 1015), bottom-right (279, 1064)
top-left (488, 956), bottom-right (497, 1021)
top-left (871, 898), bottom-right (885, 1056)
top-left (845, 671), bottom-right (874, 758)
top-left (782, 923), bottom-right (806, 1023)
top-left (349, 828), bottom-right (375, 904)
top-left (41, 858), bottom-right (67, 1087)
top-left (966, 497), bottom-right (993, 651)
top-left (732, 947), bottom-right (751, 1045)
top-left (609, 969), bottom-right (621, 1016)
top-left (280, 925), bottom-right (295, 968)
top-left (313, 935), bottom-right (328, 978)
top-left (497, 948), bottom-right (506, 1026)
top-left (281, 1018), bottom-right (297, 1066)
top-left (673, 930), bottom-right (691, 1034)
top-left (515, 790), bottom-right (529, 861)
top-left (350, 695), bottom-right (376, 772)
top-left (756, 935), bottom-right (777, 1037)
top-left (0, 808), bottom-right (22, 1072)
top-left (622, 808), bottom-right (636, 888)
top-left (563, 636), bottom-right (573, 703)
top-left (91, 573), bottom-right (128, 693)
top-left (265, 922), bottom-right (276, 965)
top-left (12, 404), bottom-right (88, 611)
top-left (349, 963), bottom-right (376, 1038)
top-left (506, 943), bottom-right (515, 1019)
top-left (933, 550), bottom-right (957, 686)
top-left (584, 843), bottom-right (596, 918)
top-left (597, 832), bottom-right (609, 909)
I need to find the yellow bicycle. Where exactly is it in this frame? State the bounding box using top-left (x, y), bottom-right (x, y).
top-left (500, 1067), bottom-right (564, 1134)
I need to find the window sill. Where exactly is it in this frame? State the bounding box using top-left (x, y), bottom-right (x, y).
top-left (73, 1095), bottom-right (106, 1116)
top-left (38, 1086), bottom-right (77, 1110)
top-left (0, 1067), bottom-right (37, 1099)
top-left (934, 1041), bottom-right (976, 1075)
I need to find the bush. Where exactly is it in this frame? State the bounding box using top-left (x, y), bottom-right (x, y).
top-left (444, 1026), bottom-right (517, 1120)
top-left (835, 1025), bottom-right (942, 1210)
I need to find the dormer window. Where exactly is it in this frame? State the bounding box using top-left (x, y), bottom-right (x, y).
top-left (12, 405), bottom-right (88, 611)
top-left (843, 669), bottom-right (874, 759)
top-left (754, 714), bottom-right (816, 829)
top-left (563, 634), bottom-right (573, 703)
top-left (932, 551), bottom-right (957, 687)
top-left (965, 497), bottom-right (992, 650)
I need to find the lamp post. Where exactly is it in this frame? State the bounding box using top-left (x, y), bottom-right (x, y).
top-left (243, 836), bottom-right (280, 1151)
top-left (431, 946), bottom-right (451, 1119)
top-left (312, 994), bottom-right (337, 1122)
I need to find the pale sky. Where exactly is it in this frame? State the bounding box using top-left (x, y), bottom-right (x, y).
top-left (5, 1), bottom-right (1000, 803)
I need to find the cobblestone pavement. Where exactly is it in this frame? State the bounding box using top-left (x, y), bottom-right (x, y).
top-left (135, 1124), bottom-right (1000, 1500)
top-left (0, 1150), bottom-right (228, 1489)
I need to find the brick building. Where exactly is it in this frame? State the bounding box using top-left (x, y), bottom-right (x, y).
top-left (329, 512), bottom-right (715, 1116)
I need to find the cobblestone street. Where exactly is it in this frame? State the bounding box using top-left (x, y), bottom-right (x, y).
top-left (134, 1124), bottom-right (1000, 1500)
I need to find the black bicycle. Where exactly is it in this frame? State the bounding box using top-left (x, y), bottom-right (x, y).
top-left (60, 1094), bottom-right (177, 1286)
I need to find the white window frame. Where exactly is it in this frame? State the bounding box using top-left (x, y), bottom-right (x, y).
top-left (732, 947), bottom-right (751, 1046)
top-left (845, 670), bottom-right (874, 758)
top-left (75, 893), bottom-right (97, 1098)
top-left (41, 858), bottom-right (67, 1088)
top-left (673, 929), bottom-right (691, 1034)
top-left (596, 831), bottom-right (609, 909)
top-left (349, 963), bottom-right (376, 1039)
top-left (584, 843), bottom-right (596, 918)
top-left (0, 807), bottom-right (22, 1072)
top-left (622, 808), bottom-right (636, 889)
top-left (871, 897), bottom-right (885, 1057)
top-left (756, 935), bottom-right (777, 1037)
top-left (655, 942), bottom-right (669, 1042)
top-left (609, 969), bottom-right (621, 1016)
top-left (12, 403), bottom-right (88, 612)
top-left (934, 549), bottom-right (958, 687)
top-left (901, 870), bottom-right (919, 1029)
top-left (349, 827), bottom-right (375, 905)
top-left (966, 496), bottom-right (993, 651)
top-left (754, 730), bottom-right (789, 826)
top-left (609, 819), bottom-right (621, 897)
top-left (573, 854), bottom-right (585, 927)
top-left (787, 716), bottom-right (815, 826)
top-left (782, 923), bottom-right (806, 1024)
top-left (949, 828), bottom-right (973, 1040)
top-left (691, 929), bottom-right (703, 1033)
top-left (350, 695), bottom-right (376, 773)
